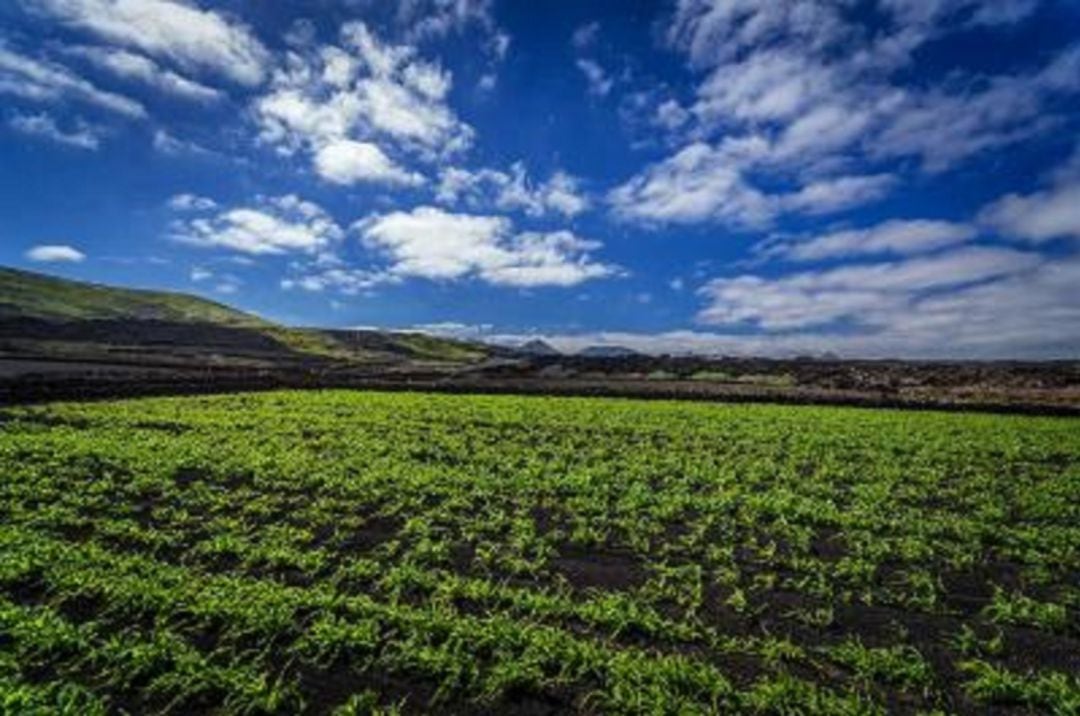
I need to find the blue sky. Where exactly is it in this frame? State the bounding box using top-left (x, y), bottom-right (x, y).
top-left (1, 0), bottom-right (1079, 357)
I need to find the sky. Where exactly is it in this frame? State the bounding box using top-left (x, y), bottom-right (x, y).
top-left (1, 0), bottom-right (1079, 358)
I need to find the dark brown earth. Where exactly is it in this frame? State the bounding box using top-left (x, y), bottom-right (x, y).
top-left (2, 314), bottom-right (1078, 412)
top-left (3, 353), bottom-right (1079, 415)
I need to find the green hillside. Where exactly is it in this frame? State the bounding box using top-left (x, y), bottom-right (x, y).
top-left (0, 267), bottom-right (488, 364)
top-left (0, 267), bottom-right (264, 326)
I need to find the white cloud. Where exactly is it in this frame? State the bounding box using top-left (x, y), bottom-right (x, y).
top-left (24, 0), bottom-right (269, 86)
top-left (167, 193), bottom-right (217, 211)
top-left (693, 48), bottom-right (842, 124)
top-left (479, 231), bottom-right (618, 287)
top-left (668, 1), bottom-right (850, 68)
top-left (411, 321), bottom-right (494, 339)
top-left (393, 0), bottom-right (510, 71)
top-left (0, 46), bottom-right (145, 118)
top-left (357, 206), bottom-right (508, 281)
top-left (190, 266), bottom-right (212, 282)
top-left (395, 0), bottom-right (503, 46)
top-left (281, 267), bottom-right (391, 295)
top-left (872, 75), bottom-right (1054, 173)
top-left (576, 58), bottom-right (613, 97)
top-left (669, 0), bottom-right (1038, 74)
top-left (313, 139), bottom-right (424, 186)
top-left (771, 219), bottom-right (977, 262)
top-left (608, 140), bottom-right (771, 226)
top-left (254, 22), bottom-right (471, 182)
top-left (867, 44), bottom-right (1078, 172)
top-left (188, 266), bottom-right (242, 294)
top-left (771, 103), bottom-right (879, 162)
top-left (8, 111), bottom-right (103, 149)
top-left (572, 21), bottom-right (600, 50)
top-left (485, 269), bottom-right (1080, 359)
top-left (697, 246), bottom-right (1041, 330)
top-left (539, 173), bottom-right (591, 218)
top-left (970, 0), bottom-right (1040, 25)
top-left (171, 194), bottom-right (344, 256)
top-left (355, 206), bottom-right (617, 287)
top-left (782, 174), bottom-right (895, 215)
top-left (613, 1), bottom-right (1080, 228)
top-left (882, 0), bottom-right (1041, 28)
top-left (608, 139), bottom-right (890, 226)
top-left (65, 46), bottom-right (223, 102)
top-left (437, 163), bottom-right (590, 218)
top-left (979, 181), bottom-right (1080, 242)
top-left (213, 280), bottom-right (240, 295)
top-left (25, 244), bottom-right (86, 262)
top-left (152, 129), bottom-right (212, 156)
top-left (654, 100), bottom-right (690, 130)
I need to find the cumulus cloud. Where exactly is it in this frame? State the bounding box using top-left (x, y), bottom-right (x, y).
top-left (22, 0), bottom-right (269, 86)
top-left (576, 58), bottom-right (613, 97)
top-left (571, 21), bottom-right (600, 50)
top-left (697, 246), bottom-right (1041, 331)
top-left (8, 111), bottom-right (104, 149)
top-left (970, 0), bottom-right (1040, 25)
top-left (979, 180), bottom-right (1080, 242)
top-left (411, 321), bottom-right (494, 339)
top-left (692, 49), bottom-right (844, 125)
top-left (486, 259), bottom-right (1080, 359)
top-left (883, 0), bottom-right (1041, 29)
top-left (167, 193), bottom-right (217, 211)
top-left (436, 163), bottom-right (590, 218)
top-left (170, 195), bottom-right (344, 255)
top-left (391, 0), bottom-right (510, 88)
top-left (190, 266), bottom-right (212, 282)
top-left (25, 244), bottom-right (86, 262)
top-left (609, 140), bottom-right (771, 226)
top-left (609, 139), bottom-right (891, 226)
top-left (766, 219), bottom-right (977, 262)
top-left (870, 55), bottom-right (1076, 172)
top-left (151, 129), bottom-right (212, 157)
top-left (394, 0), bottom-right (505, 46)
top-left (189, 265), bottom-right (242, 294)
top-left (255, 22), bottom-right (472, 184)
top-left (281, 266), bottom-right (391, 295)
top-left (313, 140), bottom-right (424, 187)
top-left (782, 175), bottom-right (895, 216)
top-left (64, 46), bottom-right (223, 102)
top-left (611, 0), bottom-right (1080, 227)
top-left (654, 99), bottom-right (690, 130)
top-left (480, 231), bottom-right (618, 287)
top-left (0, 46), bottom-right (145, 118)
top-left (355, 206), bottom-right (617, 287)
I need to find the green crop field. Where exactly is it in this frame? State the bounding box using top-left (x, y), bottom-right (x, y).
top-left (1, 391), bottom-right (1078, 715)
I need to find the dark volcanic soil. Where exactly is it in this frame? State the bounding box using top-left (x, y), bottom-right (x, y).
top-left (1, 317), bottom-right (1078, 412)
top-left (2, 355), bottom-right (1079, 415)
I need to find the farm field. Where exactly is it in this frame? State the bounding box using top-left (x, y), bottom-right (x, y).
top-left (1, 391), bottom-right (1078, 714)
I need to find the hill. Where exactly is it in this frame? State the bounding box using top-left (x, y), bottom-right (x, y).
top-left (0, 267), bottom-right (487, 366)
top-left (0, 267), bottom-right (263, 326)
top-left (517, 339), bottom-right (561, 356)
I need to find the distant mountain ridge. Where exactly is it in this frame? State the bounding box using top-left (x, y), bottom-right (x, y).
top-left (578, 345), bottom-right (640, 358)
top-left (517, 339), bottom-right (561, 356)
